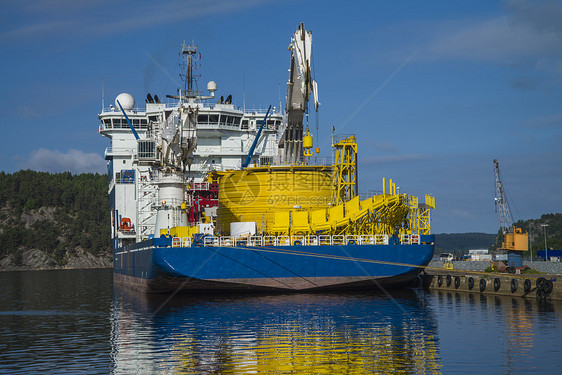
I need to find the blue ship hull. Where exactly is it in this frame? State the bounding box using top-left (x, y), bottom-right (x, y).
top-left (114, 235), bottom-right (435, 293)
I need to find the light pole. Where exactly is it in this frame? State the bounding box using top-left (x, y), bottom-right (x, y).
top-left (541, 224), bottom-right (549, 261)
top-left (529, 223), bottom-right (533, 261)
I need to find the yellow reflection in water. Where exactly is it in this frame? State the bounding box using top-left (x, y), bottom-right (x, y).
top-left (505, 298), bottom-right (535, 352)
top-left (172, 322), bottom-right (441, 374)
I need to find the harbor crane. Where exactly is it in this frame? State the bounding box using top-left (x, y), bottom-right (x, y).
top-left (493, 159), bottom-right (528, 271)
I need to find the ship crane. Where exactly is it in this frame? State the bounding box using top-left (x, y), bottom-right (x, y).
top-left (157, 102), bottom-right (198, 173)
top-left (280, 22), bottom-right (319, 164)
top-left (156, 43), bottom-right (216, 173)
top-left (493, 159), bottom-right (528, 271)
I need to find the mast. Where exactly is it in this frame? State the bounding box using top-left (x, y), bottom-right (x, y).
top-left (180, 42), bottom-right (200, 99)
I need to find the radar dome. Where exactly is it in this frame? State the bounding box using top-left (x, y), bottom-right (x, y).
top-left (207, 81), bottom-right (217, 92)
top-left (115, 93), bottom-right (135, 110)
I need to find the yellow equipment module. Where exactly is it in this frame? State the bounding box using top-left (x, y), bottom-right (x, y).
top-left (161, 226), bottom-right (198, 238)
top-left (501, 226), bottom-right (529, 252)
top-left (216, 165), bottom-right (333, 235)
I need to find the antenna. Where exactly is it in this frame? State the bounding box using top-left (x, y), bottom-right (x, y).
top-left (101, 77), bottom-right (105, 112)
top-left (278, 82), bottom-right (282, 113)
top-left (243, 71), bottom-right (245, 112)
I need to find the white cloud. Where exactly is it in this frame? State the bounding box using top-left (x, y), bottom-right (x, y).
top-left (19, 148), bottom-right (105, 174)
top-left (510, 76), bottom-right (537, 90)
top-left (422, 0), bottom-right (562, 67)
top-left (425, 17), bottom-right (560, 63)
top-left (520, 113), bottom-right (562, 129)
top-left (18, 105), bottom-right (40, 119)
top-left (0, 0), bottom-right (279, 41)
top-left (361, 153), bottom-right (427, 165)
top-left (373, 142), bottom-right (398, 152)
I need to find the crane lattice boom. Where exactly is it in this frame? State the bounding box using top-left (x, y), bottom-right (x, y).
top-left (493, 159), bottom-right (514, 235)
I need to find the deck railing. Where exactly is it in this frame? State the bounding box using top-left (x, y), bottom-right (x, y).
top-left (169, 234), bottom-right (426, 248)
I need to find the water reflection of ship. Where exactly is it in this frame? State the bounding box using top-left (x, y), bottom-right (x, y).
top-left (111, 286), bottom-right (442, 374)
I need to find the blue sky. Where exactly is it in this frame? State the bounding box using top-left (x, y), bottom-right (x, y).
top-left (1, 0), bottom-right (561, 234)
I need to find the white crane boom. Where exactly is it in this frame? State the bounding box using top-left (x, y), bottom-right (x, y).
top-left (281, 23), bottom-right (319, 164)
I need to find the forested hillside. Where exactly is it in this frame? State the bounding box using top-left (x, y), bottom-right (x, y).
top-left (0, 170), bottom-right (111, 268)
top-left (434, 233), bottom-right (496, 256)
top-left (435, 213), bottom-right (562, 256)
top-left (512, 213), bottom-right (562, 255)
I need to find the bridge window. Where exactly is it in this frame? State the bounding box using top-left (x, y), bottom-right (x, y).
top-left (208, 115), bottom-right (219, 124)
top-left (138, 140), bottom-right (156, 160)
top-left (198, 114), bottom-right (209, 124)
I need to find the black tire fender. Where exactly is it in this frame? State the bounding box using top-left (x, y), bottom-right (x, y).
top-left (510, 278), bottom-right (518, 293)
top-left (454, 276), bottom-right (461, 289)
top-left (446, 275), bottom-right (452, 287)
top-left (468, 277), bottom-right (474, 290)
top-left (536, 277), bottom-right (546, 289)
top-left (437, 275), bottom-right (443, 287)
top-left (524, 279), bottom-right (532, 293)
top-left (544, 280), bottom-right (554, 295)
top-left (480, 278), bottom-right (487, 292)
top-left (494, 278), bottom-right (501, 292)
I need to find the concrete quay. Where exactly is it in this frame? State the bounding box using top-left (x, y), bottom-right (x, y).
top-left (424, 268), bottom-right (560, 301)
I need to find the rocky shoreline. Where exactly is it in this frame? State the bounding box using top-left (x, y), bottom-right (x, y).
top-left (0, 248), bottom-right (112, 271)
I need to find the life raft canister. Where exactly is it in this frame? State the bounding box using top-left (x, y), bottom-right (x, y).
top-left (120, 217), bottom-right (132, 231)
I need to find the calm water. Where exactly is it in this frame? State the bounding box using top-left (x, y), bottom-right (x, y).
top-left (0, 269), bottom-right (561, 374)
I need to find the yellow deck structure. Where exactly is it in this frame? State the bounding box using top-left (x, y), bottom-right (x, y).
top-left (332, 135), bottom-right (358, 205)
top-left (212, 136), bottom-right (435, 238)
top-left (216, 165), bottom-right (333, 234)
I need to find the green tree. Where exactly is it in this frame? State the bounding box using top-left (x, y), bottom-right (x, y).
top-left (0, 171), bottom-right (111, 266)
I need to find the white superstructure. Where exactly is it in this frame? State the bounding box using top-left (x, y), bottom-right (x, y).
top-left (99, 45), bottom-right (283, 248)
